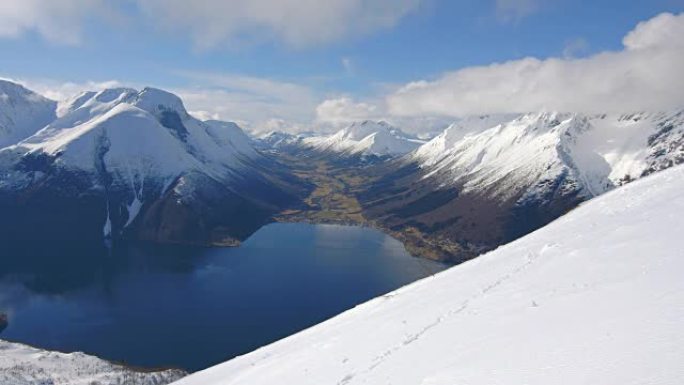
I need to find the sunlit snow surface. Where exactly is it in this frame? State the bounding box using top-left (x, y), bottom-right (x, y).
top-left (174, 164), bottom-right (684, 385)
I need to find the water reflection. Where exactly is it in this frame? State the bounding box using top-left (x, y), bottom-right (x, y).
top-left (0, 223), bottom-right (447, 372)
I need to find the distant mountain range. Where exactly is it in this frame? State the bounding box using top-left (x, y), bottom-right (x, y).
top-left (1, 79), bottom-right (682, 263)
top-left (302, 120), bottom-right (424, 158)
top-left (253, 120), bottom-right (424, 160)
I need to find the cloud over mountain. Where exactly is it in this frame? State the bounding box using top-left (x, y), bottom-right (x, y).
top-left (387, 12), bottom-right (684, 117)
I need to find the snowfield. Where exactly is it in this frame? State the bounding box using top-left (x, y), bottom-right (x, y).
top-left (172, 164), bottom-right (684, 385)
top-left (0, 340), bottom-right (186, 385)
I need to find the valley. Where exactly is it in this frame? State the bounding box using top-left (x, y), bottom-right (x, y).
top-left (273, 154), bottom-right (367, 225)
top-left (271, 153), bottom-right (464, 262)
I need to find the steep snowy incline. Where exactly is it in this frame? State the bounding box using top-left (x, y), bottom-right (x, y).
top-left (0, 340), bottom-right (186, 385)
top-left (304, 121), bottom-right (423, 157)
top-left (173, 164), bottom-right (684, 385)
top-left (0, 80), bottom-right (56, 148)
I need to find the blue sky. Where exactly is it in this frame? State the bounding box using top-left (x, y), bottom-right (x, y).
top-left (1, 0), bottom-right (683, 133)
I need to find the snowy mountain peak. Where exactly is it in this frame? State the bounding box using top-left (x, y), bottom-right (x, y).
top-left (0, 85), bottom-right (261, 198)
top-left (0, 83), bottom-right (298, 247)
top-left (253, 130), bottom-right (319, 152)
top-left (0, 79), bottom-right (39, 98)
top-left (58, 88), bottom-right (138, 118)
top-left (304, 120), bottom-right (423, 157)
top-left (343, 120), bottom-right (397, 140)
top-left (93, 88), bottom-right (138, 104)
top-left (258, 130), bottom-right (295, 141)
top-left (57, 91), bottom-right (96, 117)
top-left (134, 87), bottom-right (189, 119)
top-left (0, 80), bottom-right (57, 148)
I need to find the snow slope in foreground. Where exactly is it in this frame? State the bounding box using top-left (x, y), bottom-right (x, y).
top-left (0, 340), bottom-right (186, 385)
top-left (174, 164), bottom-right (684, 385)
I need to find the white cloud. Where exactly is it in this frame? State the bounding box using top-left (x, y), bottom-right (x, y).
top-left (252, 118), bottom-right (311, 135)
top-left (135, 0), bottom-right (424, 49)
top-left (8, 72), bottom-right (319, 133)
top-left (314, 96), bottom-right (452, 136)
top-left (0, 0), bottom-right (423, 48)
top-left (173, 71), bottom-right (320, 131)
top-left (387, 12), bottom-right (684, 117)
top-left (315, 97), bottom-right (380, 125)
top-left (188, 110), bottom-right (220, 121)
top-left (0, 0), bottom-right (118, 45)
top-left (495, 0), bottom-right (540, 23)
top-left (623, 12), bottom-right (684, 50)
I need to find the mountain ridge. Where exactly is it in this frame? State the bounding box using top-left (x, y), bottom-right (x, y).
top-left (0, 82), bottom-right (308, 248)
top-left (0, 80), bottom-right (57, 148)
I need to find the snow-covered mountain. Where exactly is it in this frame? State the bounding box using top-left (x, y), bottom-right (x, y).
top-left (203, 119), bottom-right (259, 158)
top-left (172, 162), bottom-right (684, 385)
top-left (412, 111), bottom-right (684, 199)
top-left (0, 82), bottom-right (305, 246)
top-left (303, 121), bottom-right (423, 158)
top-left (360, 111), bottom-right (684, 261)
top-left (0, 340), bottom-right (186, 385)
top-left (253, 130), bottom-right (310, 151)
top-left (6, 88), bottom-right (260, 179)
top-left (0, 80), bottom-right (56, 148)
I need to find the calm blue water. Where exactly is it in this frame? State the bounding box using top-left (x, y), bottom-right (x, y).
top-left (0, 223), bottom-right (446, 372)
